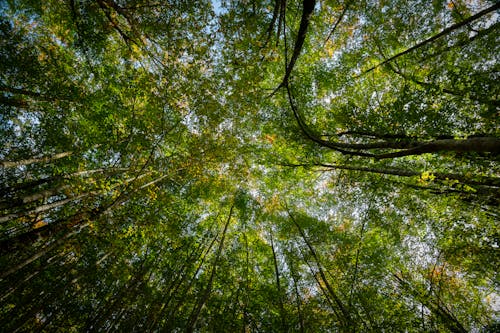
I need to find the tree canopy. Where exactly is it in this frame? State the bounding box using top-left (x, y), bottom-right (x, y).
top-left (1, 0), bottom-right (499, 331)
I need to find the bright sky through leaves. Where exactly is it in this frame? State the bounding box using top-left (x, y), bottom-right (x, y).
top-left (0, 0), bottom-right (499, 332)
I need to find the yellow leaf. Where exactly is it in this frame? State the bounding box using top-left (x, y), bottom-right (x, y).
top-left (33, 221), bottom-right (48, 229)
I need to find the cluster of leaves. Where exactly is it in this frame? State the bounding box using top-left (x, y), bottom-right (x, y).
top-left (0, 0), bottom-right (498, 331)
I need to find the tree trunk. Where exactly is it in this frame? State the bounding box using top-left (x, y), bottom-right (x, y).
top-left (185, 204), bottom-right (234, 333)
top-left (270, 232), bottom-right (288, 332)
top-left (0, 193), bottom-right (89, 224)
top-left (0, 151), bottom-right (73, 169)
top-left (163, 230), bottom-right (220, 331)
top-left (276, 0), bottom-right (316, 90)
top-left (288, 211), bottom-right (352, 328)
top-left (288, 256), bottom-right (305, 333)
top-left (393, 274), bottom-right (467, 333)
top-left (375, 137), bottom-right (500, 159)
top-left (0, 223), bottom-right (88, 280)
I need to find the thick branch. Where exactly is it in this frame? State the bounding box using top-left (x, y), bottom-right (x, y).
top-left (283, 162), bottom-right (500, 187)
top-left (334, 130), bottom-right (423, 140)
top-left (375, 137), bottom-right (500, 159)
top-left (287, 83), bottom-right (499, 158)
top-left (276, 0), bottom-right (316, 90)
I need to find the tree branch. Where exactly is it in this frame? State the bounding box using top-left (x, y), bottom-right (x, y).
top-left (362, 2), bottom-right (500, 75)
top-left (273, 0), bottom-right (316, 93)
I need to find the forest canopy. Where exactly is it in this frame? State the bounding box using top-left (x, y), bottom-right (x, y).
top-left (1, 0), bottom-right (499, 332)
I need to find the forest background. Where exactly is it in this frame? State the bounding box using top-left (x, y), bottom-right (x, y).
top-left (0, 0), bottom-right (499, 332)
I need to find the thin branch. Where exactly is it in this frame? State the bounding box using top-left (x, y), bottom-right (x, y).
top-left (388, 64), bottom-right (499, 107)
top-left (323, 2), bottom-right (350, 45)
top-left (361, 2), bottom-right (500, 75)
top-left (281, 162), bottom-right (500, 187)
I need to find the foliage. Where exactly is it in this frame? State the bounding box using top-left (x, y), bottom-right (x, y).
top-left (1, 0), bottom-right (499, 332)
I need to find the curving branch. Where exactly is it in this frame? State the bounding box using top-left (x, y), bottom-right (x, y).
top-left (286, 83), bottom-right (500, 159)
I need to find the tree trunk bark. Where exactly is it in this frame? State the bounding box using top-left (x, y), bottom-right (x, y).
top-left (0, 223), bottom-right (88, 280)
top-left (0, 193), bottom-right (89, 224)
top-left (376, 136), bottom-right (500, 159)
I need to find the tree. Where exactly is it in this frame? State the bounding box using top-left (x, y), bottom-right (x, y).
top-left (1, 0), bottom-right (498, 332)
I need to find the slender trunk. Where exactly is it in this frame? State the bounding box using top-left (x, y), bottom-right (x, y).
top-left (164, 230), bottom-right (220, 330)
top-left (147, 243), bottom-right (203, 331)
top-left (7, 280), bottom-right (65, 333)
top-left (0, 151), bottom-right (73, 169)
top-left (0, 193), bottom-right (89, 224)
top-left (242, 232), bottom-right (250, 333)
top-left (348, 225), bottom-right (365, 307)
top-left (301, 249), bottom-right (341, 317)
top-left (393, 274), bottom-right (467, 333)
top-left (0, 85), bottom-right (66, 102)
top-left (288, 257), bottom-right (305, 333)
top-left (0, 191), bottom-right (121, 268)
top-left (0, 167), bottom-right (128, 198)
top-left (0, 270), bottom-right (40, 302)
top-left (288, 211), bottom-right (352, 327)
top-left (14, 184), bottom-right (72, 207)
top-left (185, 204), bottom-right (234, 333)
top-left (1, 170), bottom-right (152, 226)
top-left (0, 223), bottom-right (88, 280)
top-left (0, 95), bottom-right (28, 107)
top-left (270, 232), bottom-right (288, 332)
top-left (90, 254), bottom-right (159, 333)
top-left (87, 273), bottom-right (144, 332)
top-left (1, 207), bottom-right (92, 256)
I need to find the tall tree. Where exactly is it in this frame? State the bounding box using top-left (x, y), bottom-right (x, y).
top-left (1, 0), bottom-right (498, 332)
